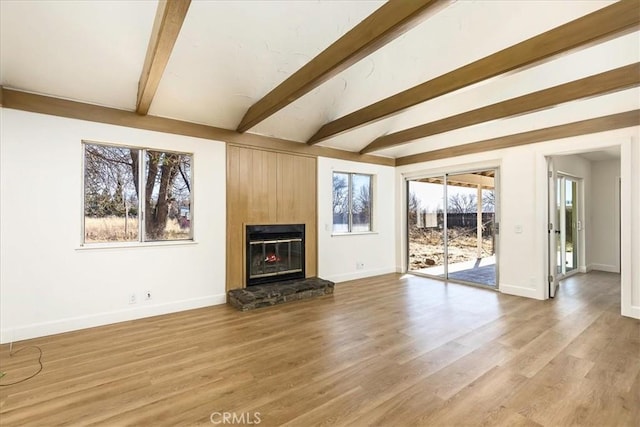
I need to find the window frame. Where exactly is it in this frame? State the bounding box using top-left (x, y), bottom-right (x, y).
top-left (80, 140), bottom-right (194, 247)
top-left (332, 171), bottom-right (373, 234)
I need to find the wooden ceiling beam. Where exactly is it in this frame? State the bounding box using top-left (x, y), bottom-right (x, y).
top-left (236, 0), bottom-right (448, 133)
top-left (395, 110), bottom-right (640, 166)
top-left (136, 0), bottom-right (191, 115)
top-left (361, 63), bottom-right (640, 154)
top-left (1, 88), bottom-right (394, 167)
top-left (308, 0), bottom-right (640, 145)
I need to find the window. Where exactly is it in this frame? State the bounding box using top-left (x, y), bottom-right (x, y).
top-left (83, 142), bottom-right (192, 244)
top-left (332, 172), bottom-right (372, 233)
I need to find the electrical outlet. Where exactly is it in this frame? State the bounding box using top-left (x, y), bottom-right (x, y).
top-left (129, 293), bottom-right (136, 304)
top-left (356, 262), bottom-right (365, 270)
top-left (145, 291), bottom-right (152, 300)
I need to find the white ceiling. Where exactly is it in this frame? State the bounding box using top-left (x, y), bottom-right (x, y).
top-left (0, 0), bottom-right (156, 110)
top-left (1, 0), bottom-right (638, 159)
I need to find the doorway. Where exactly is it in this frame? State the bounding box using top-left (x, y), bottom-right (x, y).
top-left (407, 169), bottom-right (498, 288)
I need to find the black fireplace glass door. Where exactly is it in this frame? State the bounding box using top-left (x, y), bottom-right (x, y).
top-left (246, 224), bottom-right (305, 286)
top-left (249, 238), bottom-right (302, 279)
top-left (280, 240), bottom-right (302, 273)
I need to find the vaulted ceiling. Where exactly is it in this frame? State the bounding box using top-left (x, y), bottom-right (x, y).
top-left (1, 0), bottom-right (638, 163)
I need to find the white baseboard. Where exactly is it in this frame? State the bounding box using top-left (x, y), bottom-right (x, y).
top-left (588, 263), bottom-right (620, 273)
top-left (325, 267), bottom-right (397, 283)
top-left (499, 283), bottom-right (544, 300)
top-left (0, 294), bottom-right (227, 344)
top-left (622, 304), bottom-right (640, 320)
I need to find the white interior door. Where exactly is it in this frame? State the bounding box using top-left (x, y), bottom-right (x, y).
top-left (548, 158), bottom-right (560, 298)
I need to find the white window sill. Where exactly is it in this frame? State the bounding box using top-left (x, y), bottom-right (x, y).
top-left (76, 240), bottom-right (197, 251)
top-left (331, 231), bottom-right (378, 237)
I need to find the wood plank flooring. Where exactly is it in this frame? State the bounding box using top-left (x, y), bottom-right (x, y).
top-left (1, 272), bottom-right (638, 426)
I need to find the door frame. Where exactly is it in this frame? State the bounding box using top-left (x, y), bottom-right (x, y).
top-left (537, 137), bottom-right (634, 318)
top-left (547, 158), bottom-right (560, 297)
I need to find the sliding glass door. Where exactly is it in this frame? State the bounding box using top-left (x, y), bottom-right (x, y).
top-left (446, 173), bottom-right (496, 286)
top-left (407, 180), bottom-right (445, 279)
top-left (407, 169), bottom-right (498, 287)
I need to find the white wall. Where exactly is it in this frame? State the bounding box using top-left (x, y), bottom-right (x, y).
top-left (0, 109), bottom-right (227, 343)
top-left (590, 159), bottom-right (622, 273)
top-left (317, 157), bottom-right (396, 282)
top-left (552, 154), bottom-right (591, 272)
top-left (396, 127), bottom-right (640, 319)
top-left (630, 138), bottom-right (640, 313)
top-left (1, 108), bottom-right (637, 345)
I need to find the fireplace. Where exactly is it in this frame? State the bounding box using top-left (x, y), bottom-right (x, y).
top-left (246, 224), bottom-right (305, 286)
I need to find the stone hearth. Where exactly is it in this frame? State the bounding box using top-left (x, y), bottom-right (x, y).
top-left (228, 277), bottom-right (334, 311)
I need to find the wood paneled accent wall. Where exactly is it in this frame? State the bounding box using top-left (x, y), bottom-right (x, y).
top-left (226, 145), bottom-right (317, 290)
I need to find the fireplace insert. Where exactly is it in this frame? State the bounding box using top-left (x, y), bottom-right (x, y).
top-left (246, 224), bottom-right (305, 286)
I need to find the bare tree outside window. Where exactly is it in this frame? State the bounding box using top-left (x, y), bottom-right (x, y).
top-left (83, 142), bottom-right (192, 244)
top-left (352, 174), bottom-right (371, 232)
top-left (447, 193), bottom-right (477, 213)
top-left (332, 173), bottom-right (349, 233)
top-left (408, 191), bottom-right (420, 222)
top-left (483, 190), bottom-right (495, 212)
top-left (84, 144), bottom-right (139, 242)
top-left (332, 172), bottom-right (372, 233)
top-left (144, 150), bottom-right (192, 241)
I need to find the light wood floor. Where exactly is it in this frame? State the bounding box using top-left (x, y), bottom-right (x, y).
top-left (1, 272), bottom-right (638, 426)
